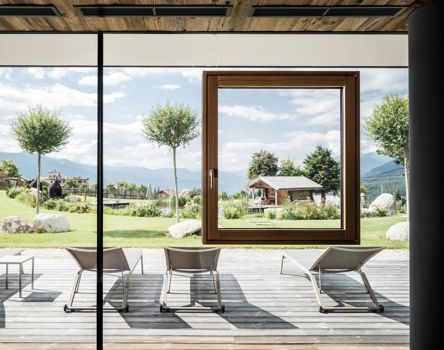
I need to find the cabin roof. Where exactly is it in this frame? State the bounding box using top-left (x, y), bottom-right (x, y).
top-left (249, 176), bottom-right (323, 191)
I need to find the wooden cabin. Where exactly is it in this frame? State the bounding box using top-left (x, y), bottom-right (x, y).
top-left (248, 176), bottom-right (323, 206)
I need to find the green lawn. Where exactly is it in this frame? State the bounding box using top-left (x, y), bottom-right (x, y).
top-left (0, 191), bottom-right (408, 249)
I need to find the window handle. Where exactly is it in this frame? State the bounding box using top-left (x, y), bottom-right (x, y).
top-left (209, 168), bottom-right (217, 189)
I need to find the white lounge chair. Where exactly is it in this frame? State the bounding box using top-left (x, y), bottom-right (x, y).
top-left (160, 247), bottom-right (224, 313)
top-left (281, 246), bottom-right (385, 313)
top-left (64, 247), bottom-right (143, 312)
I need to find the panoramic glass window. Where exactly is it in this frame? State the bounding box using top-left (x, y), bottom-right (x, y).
top-left (0, 67), bottom-right (97, 342)
top-left (203, 72), bottom-right (360, 244)
top-left (218, 88), bottom-right (342, 229)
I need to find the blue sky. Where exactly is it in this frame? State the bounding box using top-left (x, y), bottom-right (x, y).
top-left (0, 67), bottom-right (407, 176)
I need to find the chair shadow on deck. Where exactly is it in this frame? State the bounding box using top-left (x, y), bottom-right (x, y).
top-left (282, 269), bottom-right (409, 326)
top-left (109, 273), bottom-right (296, 330)
top-left (0, 273), bottom-right (58, 328)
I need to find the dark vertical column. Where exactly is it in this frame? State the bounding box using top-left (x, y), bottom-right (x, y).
top-left (409, 2), bottom-right (444, 349)
top-left (96, 31), bottom-right (104, 350)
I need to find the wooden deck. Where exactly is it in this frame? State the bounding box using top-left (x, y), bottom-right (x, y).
top-left (0, 249), bottom-right (409, 346)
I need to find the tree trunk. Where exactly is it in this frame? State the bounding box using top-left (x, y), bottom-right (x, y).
top-left (404, 149), bottom-right (410, 219)
top-left (172, 147), bottom-right (180, 223)
top-left (321, 190), bottom-right (326, 205)
top-left (36, 153), bottom-right (41, 215)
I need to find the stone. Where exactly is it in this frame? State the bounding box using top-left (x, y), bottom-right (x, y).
top-left (1, 216), bottom-right (33, 233)
top-left (168, 219), bottom-right (201, 239)
top-left (369, 193), bottom-right (397, 215)
top-left (386, 221), bottom-right (409, 242)
top-left (32, 213), bottom-right (70, 233)
top-left (66, 195), bottom-right (80, 203)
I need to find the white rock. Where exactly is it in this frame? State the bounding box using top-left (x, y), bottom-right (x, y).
top-left (386, 221), bottom-right (409, 242)
top-left (369, 193), bottom-right (396, 215)
top-left (168, 220), bottom-right (201, 239)
top-left (66, 195), bottom-right (80, 203)
top-left (32, 213), bottom-right (70, 233)
top-left (1, 216), bottom-right (33, 233)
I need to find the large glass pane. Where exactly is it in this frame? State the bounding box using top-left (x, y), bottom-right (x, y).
top-left (218, 88), bottom-right (342, 229)
top-left (0, 67), bottom-right (97, 342)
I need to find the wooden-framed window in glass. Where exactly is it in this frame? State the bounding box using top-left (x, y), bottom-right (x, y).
top-left (202, 71), bottom-right (360, 244)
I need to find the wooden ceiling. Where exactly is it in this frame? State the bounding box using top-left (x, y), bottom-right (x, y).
top-left (0, 0), bottom-right (428, 33)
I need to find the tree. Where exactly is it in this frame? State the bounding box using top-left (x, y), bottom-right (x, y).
top-left (63, 178), bottom-right (79, 190)
top-left (142, 103), bottom-right (199, 223)
top-left (366, 94), bottom-right (409, 214)
top-left (303, 146), bottom-right (340, 202)
top-left (10, 106), bottom-right (72, 214)
top-left (247, 150), bottom-right (278, 180)
top-left (0, 160), bottom-right (20, 178)
top-left (278, 159), bottom-right (305, 176)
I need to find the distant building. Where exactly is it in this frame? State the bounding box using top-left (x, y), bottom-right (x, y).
top-left (248, 176), bottom-right (323, 206)
top-left (42, 170), bottom-right (89, 187)
top-left (0, 171), bottom-right (29, 188)
top-left (157, 189), bottom-right (176, 199)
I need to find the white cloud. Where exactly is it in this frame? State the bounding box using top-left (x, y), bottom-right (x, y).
top-left (360, 69), bottom-right (408, 93)
top-left (159, 84), bottom-right (182, 90)
top-left (219, 104), bottom-right (290, 123)
top-left (47, 68), bottom-right (67, 79)
top-left (0, 68), bottom-right (12, 80)
top-left (25, 67), bottom-right (45, 79)
top-left (79, 72), bottom-right (131, 86)
top-left (0, 82), bottom-right (125, 112)
top-left (219, 129), bottom-right (341, 172)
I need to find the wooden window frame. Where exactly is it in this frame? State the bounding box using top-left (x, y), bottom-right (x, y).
top-left (202, 71), bottom-right (360, 244)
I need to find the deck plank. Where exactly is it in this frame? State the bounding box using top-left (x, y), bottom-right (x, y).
top-left (0, 249), bottom-right (409, 345)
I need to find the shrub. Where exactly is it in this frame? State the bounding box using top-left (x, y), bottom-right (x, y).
top-left (42, 198), bottom-right (57, 210)
top-left (223, 206), bottom-right (242, 219)
top-left (181, 202), bottom-right (201, 219)
top-left (6, 186), bottom-right (26, 199)
top-left (68, 203), bottom-right (91, 213)
top-left (191, 195), bottom-right (201, 205)
top-left (320, 203), bottom-right (341, 220)
top-left (55, 200), bottom-right (70, 212)
top-left (16, 192), bottom-right (36, 208)
top-left (265, 209), bottom-right (277, 220)
top-left (154, 198), bottom-right (168, 208)
top-left (280, 203), bottom-right (303, 220)
top-left (361, 207), bottom-right (388, 218)
top-left (128, 204), bottom-right (161, 217)
top-left (170, 195), bottom-right (187, 208)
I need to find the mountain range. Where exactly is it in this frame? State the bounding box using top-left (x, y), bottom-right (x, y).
top-left (1, 151), bottom-right (402, 193)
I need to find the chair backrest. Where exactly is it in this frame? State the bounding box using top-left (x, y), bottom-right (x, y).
top-left (164, 247), bottom-right (221, 272)
top-left (66, 247), bottom-right (130, 272)
top-left (309, 246), bottom-right (384, 272)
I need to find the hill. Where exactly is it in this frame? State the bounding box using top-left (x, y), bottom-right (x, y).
top-left (0, 152), bottom-right (246, 193)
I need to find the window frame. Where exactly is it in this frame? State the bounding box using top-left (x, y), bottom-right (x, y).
top-left (202, 71), bottom-right (360, 244)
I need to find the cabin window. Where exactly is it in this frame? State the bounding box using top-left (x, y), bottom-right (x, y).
top-left (202, 72), bottom-right (360, 244)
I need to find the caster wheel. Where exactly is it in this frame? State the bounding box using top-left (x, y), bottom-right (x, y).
top-left (63, 304), bottom-right (71, 313)
top-left (377, 305), bottom-right (384, 313)
top-left (319, 307), bottom-right (328, 314)
top-left (160, 304), bottom-right (167, 313)
top-left (218, 305), bottom-right (225, 313)
top-left (124, 305), bottom-right (129, 312)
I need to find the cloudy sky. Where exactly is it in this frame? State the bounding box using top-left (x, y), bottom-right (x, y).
top-left (0, 67), bottom-right (407, 175)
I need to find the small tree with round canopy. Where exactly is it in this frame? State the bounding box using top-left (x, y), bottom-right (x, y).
top-left (10, 106), bottom-right (72, 214)
top-left (142, 103), bottom-right (199, 223)
top-left (366, 94), bottom-right (409, 214)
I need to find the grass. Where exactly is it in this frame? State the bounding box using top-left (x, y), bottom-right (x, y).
top-left (0, 191), bottom-right (408, 249)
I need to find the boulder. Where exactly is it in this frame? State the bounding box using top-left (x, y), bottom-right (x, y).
top-left (66, 195), bottom-right (80, 203)
top-left (32, 213), bottom-right (70, 233)
top-left (386, 221), bottom-right (409, 242)
top-left (369, 193), bottom-right (396, 215)
top-left (1, 216), bottom-right (33, 233)
top-left (168, 220), bottom-right (201, 239)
